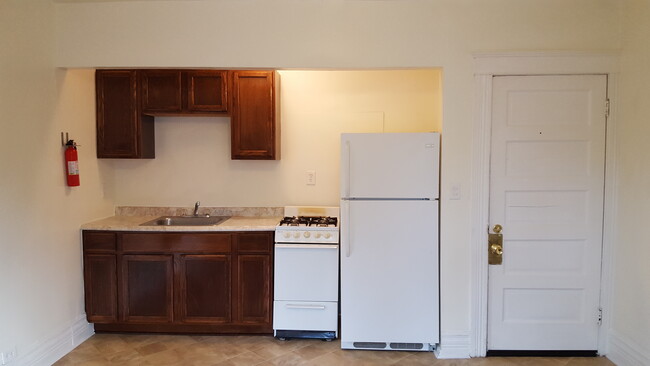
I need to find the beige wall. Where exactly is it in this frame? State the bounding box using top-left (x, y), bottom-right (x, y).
top-left (609, 0), bottom-right (650, 361)
top-left (53, 0), bottom-right (622, 342)
top-left (0, 2), bottom-right (113, 361)
top-left (106, 69), bottom-right (441, 207)
top-left (9, 0), bottom-right (650, 362)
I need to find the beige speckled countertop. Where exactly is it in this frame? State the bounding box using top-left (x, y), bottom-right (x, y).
top-left (81, 215), bottom-right (282, 232)
top-left (82, 207), bottom-right (284, 232)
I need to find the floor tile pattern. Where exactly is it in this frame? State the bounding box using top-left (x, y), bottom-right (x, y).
top-left (54, 334), bottom-right (616, 366)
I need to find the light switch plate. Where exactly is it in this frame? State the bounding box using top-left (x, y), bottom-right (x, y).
top-left (450, 184), bottom-right (461, 200)
top-left (306, 170), bottom-right (316, 185)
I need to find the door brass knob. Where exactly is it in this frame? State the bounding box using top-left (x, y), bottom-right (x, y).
top-left (493, 224), bottom-right (503, 234)
top-left (490, 243), bottom-right (503, 256)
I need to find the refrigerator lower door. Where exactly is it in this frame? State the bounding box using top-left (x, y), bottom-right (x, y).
top-left (340, 199), bottom-right (440, 351)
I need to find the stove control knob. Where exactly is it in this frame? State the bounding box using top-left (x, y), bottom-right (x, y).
top-left (293, 232), bottom-right (300, 239)
top-left (315, 233), bottom-right (322, 238)
top-left (283, 232), bottom-right (291, 239)
top-left (324, 233), bottom-right (331, 239)
top-left (304, 232), bottom-right (311, 238)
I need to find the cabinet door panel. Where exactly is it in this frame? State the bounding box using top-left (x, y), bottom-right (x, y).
top-left (97, 71), bottom-right (142, 158)
top-left (236, 255), bottom-right (271, 325)
top-left (84, 254), bottom-right (117, 323)
top-left (141, 70), bottom-right (182, 113)
top-left (178, 255), bottom-right (231, 323)
top-left (96, 70), bottom-right (154, 158)
top-left (231, 71), bottom-right (278, 160)
top-left (121, 255), bottom-right (173, 323)
top-left (187, 71), bottom-right (228, 112)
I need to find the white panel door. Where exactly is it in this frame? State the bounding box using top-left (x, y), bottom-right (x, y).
top-left (340, 199), bottom-right (439, 346)
top-left (341, 133), bottom-right (440, 199)
top-left (488, 75), bottom-right (607, 350)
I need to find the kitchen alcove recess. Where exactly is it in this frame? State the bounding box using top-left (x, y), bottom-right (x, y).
top-left (95, 69), bottom-right (279, 160)
top-left (82, 230), bottom-right (273, 334)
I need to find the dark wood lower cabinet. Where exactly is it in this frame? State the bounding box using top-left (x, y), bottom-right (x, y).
top-left (83, 231), bottom-right (273, 334)
top-left (121, 255), bottom-right (174, 323)
top-left (83, 254), bottom-right (117, 323)
top-left (236, 255), bottom-right (271, 324)
top-left (177, 254), bottom-right (231, 324)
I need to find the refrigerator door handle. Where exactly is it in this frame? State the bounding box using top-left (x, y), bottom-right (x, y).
top-left (345, 200), bottom-right (351, 257)
top-left (345, 140), bottom-right (351, 198)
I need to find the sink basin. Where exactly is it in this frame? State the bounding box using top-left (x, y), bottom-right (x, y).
top-left (140, 216), bottom-right (230, 226)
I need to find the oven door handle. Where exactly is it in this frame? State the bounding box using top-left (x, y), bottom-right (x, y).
top-left (274, 244), bottom-right (339, 249)
top-left (285, 304), bottom-right (327, 310)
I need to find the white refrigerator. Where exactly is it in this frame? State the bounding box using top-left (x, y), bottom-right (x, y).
top-left (340, 132), bottom-right (440, 351)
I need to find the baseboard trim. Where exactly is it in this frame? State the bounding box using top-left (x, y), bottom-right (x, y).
top-left (608, 330), bottom-right (650, 366)
top-left (487, 350), bottom-right (597, 357)
top-left (434, 334), bottom-right (471, 359)
top-left (19, 314), bottom-right (94, 366)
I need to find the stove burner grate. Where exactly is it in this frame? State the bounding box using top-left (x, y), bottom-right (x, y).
top-left (279, 216), bottom-right (338, 227)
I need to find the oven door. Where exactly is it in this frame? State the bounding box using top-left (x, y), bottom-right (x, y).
top-left (274, 243), bottom-right (339, 302)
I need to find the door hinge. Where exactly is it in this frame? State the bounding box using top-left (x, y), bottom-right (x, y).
top-left (605, 99), bottom-right (610, 118)
top-left (597, 307), bottom-right (603, 325)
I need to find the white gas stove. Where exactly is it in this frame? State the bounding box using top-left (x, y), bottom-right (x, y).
top-left (273, 206), bottom-right (340, 340)
top-left (274, 206), bottom-right (339, 244)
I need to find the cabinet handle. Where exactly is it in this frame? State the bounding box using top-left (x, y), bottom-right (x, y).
top-left (285, 304), bottom-right (326, 310)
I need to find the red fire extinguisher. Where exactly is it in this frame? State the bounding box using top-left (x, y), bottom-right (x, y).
top-left (65, 140), bottom-right (80, 187)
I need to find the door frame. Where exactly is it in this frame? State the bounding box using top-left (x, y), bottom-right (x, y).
top-left (470, 52), bottom-right (619, 357)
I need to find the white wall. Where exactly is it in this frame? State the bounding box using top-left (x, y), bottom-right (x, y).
top-left (608, 0), bottom-right (650, 363)
top-left (0, 1), bottom-right (113, 362)
top-left (106, 69), bottom-right (441, 207)
top-left (52, 0), bottom-right (623, 348)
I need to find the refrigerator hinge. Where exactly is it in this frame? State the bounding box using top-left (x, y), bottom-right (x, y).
top-left (597, 307), bottom-right (603, 326)
top-left (605, 99), bottom-right (610, 118)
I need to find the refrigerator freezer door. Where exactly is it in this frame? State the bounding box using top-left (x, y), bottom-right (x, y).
top-left (341, 133), bottom-right (440, 200)
top-left (340, 199), bottom-right (440, 346)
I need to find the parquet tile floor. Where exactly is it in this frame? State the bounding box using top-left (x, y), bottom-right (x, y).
top-left (53, 334), bottom-right (616, 366)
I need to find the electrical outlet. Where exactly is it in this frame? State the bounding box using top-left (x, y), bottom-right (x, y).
top-left (449, 184), bottom-right (461, 200)
top-left (306, 170), bottom-right (316, 185)
top-left (1, 347), bottom-right (17, 365)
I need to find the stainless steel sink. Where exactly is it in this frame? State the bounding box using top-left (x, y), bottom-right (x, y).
top-left (140, 216), bottom-right (230, 226)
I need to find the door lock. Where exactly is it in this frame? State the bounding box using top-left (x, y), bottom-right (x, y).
top-left (488, 224), bottom-right (503, 265)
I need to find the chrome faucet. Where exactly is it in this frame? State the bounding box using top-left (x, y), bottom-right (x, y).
top-left (193, 201), bottom-right (200, 216)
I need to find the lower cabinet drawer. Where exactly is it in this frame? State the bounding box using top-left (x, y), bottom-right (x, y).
top-left (273, 301), bottom-right (338, 331)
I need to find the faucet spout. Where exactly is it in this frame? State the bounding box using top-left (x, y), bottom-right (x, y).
top-left (193, 201), bottom-right (200, 216)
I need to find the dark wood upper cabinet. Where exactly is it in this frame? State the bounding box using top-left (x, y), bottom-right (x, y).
top-left (96, 70), bottom-right (154, 158)
top-left (96, 69), bottom-right (278, 160)
top-left (231, 70), bottom-right (280, 160)
top-left (140, 70), bottom-right (183, 113)
top-left (187, 70), bottom-right (228, 112)
top-left (140, 70), bottom-right (228, 115)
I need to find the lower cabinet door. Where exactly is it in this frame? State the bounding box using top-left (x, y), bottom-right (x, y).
top-left (273, 301), bottom-right (338, 331)
top-left (177, 254), bottom-right (232, 323)
top-left (84, 254), bottom-right (117, 323)
top-left (121, 255), bottom-right (173, 323)
top-left (236, 255), bottom-right (271, 325)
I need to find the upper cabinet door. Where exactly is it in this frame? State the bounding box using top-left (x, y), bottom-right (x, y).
top-left (140, 70), bottom-right (183, 113)
top-left (96, 70), bottom-right (155, 158)
top-left (231, 71), bottom-right (280, 160)
top-left (187, 70), bottom-right (228, 112)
